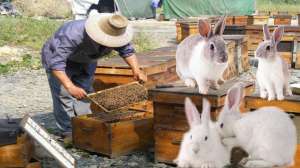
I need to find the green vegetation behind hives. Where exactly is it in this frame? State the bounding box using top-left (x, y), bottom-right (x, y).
top-left (256, 0), bottom-right (300, 14)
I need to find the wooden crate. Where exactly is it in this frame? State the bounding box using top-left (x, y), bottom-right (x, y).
top-left (224, 35), bottom-right (249, 73)
top-left (245, 25), bottom-right (300, 59)
top-left (93, 47), bottom-right (178, 112)
top-left (274, 15), bottom-right (292, 25)
top-left (176, 22), bottom-right (182, 43)
top-left (234, 16), bottom-right (250, 26)
top-left (94, 48), bottom-right (177, 91)
top-left (72, 111), bottom-right (153, 158)
top-left (224, 25), bottom-right (246, 35)
top-left (298, 14), bottom-right (300, 26)
top-left (245, 93), bottom-right (300, 113)
top-left (253, 15), bottom-right (269, 25)
top-left (280, 51), bottom-right (293, 66)
top-left (0, 134), bottom-right (34, 168)
top-left (223, 40), bottom-right (237, 80)
top-left (149, 79), bottom-right (254, 164)
top-left (295, 53), bottom-right (300, 69)
top-left (226, 16), bottom-right (234, 25)
top-left (180, 22), bottom-right (198, 42)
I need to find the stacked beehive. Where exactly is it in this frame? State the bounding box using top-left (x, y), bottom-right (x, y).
top-left (245, 25), bottom-right (300, 68)
top-left (149, 79), bottom-right (255, 164)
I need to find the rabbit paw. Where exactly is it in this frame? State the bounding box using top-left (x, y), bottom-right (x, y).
top-left (210, 80), bottom-right (220, 90)
top-left (200, 161), bottom-right (216, 168)
top-left (277, 95), bottom-right (284, 101)
top-left (184, 79), bottom-right (196, 88)
top-left (267, 95), bottom-right (275, 101)
top-left (198, 87), bottom-right (209, 94)
top-left (260, 91), bottom-right (267, 99)
top-left (176, 160), bottom-right (190, 168)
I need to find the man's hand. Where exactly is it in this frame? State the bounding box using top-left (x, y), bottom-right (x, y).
top-left (52, 70), bottom-right (87, 99)
top-left (66, 84), bottom-right (87, 99)
top-left (133, 69), bottom-right (147, 83)
top-left (124, 54), bottom-right (147, 83)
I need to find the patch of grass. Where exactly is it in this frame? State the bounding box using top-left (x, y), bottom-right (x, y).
top-left (0, 54), bottom-right (41, 74)
top-left (256, 0), bottom-right (300, 13)
top-left (102, 32), bottom-right (159, 59)
top-left (13, 0), bottom-right (72, 19)
top-left (0, 16), bottom-right (62, 50)
top-left (133, 32), bottom-right (158, 53)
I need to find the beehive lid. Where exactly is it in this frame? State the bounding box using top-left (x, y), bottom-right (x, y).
top-left (87, 82), bottom-right (148, 113)
top-left (98, 47), bottom-right (176, 69)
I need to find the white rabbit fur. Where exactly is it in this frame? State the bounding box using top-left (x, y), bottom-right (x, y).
top-left (255, 24), bottom-right (292, 101)
top-left (216, 83), bottom-right (297, 168)
top-left (176, 16), bottom-right (228, 94)
top-left (174, 98), bottom-right (230, 168)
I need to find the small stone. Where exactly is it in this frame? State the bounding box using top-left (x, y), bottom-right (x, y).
top-left (128, 162), bottom-right (139, 167)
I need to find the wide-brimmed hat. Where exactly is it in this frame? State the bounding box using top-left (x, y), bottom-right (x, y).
top-left (85, 11), bottom-right (133, 47)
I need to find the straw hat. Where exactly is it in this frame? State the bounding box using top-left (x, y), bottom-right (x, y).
top-left (85, 11), bottom-right (133, 47)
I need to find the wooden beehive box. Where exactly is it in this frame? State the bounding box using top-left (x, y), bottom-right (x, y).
top-left (149, 79), bottom-right (254, 164)
top-left (226, 16), bottom-right (234, 25)
top-left (94, 47), bottom-right (177, 91)
top-left (253, 15), bottom-right (269, 25)
top-left (234, 16), bottom-right (251, 26)
top-left (295, 37), bottom-right (300, 69)
top-left (72, 110), bottom-right (153, 158)
top-left (245, 25), bottom-right (300, 66)
top-left (93, 47), bottom-right (178, 112)
top-left (245, 93), bottom-right (300, 113)
top-left (224, 25), bottom-right (246, 35)
top-left (224, 35), bottom-right (249, 73)
top-left (274, 15), bottom-right (292, 25)
top-left (0, 133), bottom-right (34, 168)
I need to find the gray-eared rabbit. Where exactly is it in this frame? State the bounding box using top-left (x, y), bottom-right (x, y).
top-left (174, 98), bottom-right (230, 168)
top-left (255, 24), bottom-right (292, 101)
top-left (176, 16), bottom-right (228, 94)
top-left (216, 83), bottom-right (297, 167)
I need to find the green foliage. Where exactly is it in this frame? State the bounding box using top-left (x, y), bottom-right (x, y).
top-left (0, 16), bottom-right (62, 50)
top-left (132, 32), bottom-right (158, 53)
top-left (0, 54), bottom-right (41, 74)
top-left (256, 0), bottom-right (300, 13)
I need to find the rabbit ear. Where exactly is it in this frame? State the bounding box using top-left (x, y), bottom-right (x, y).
top-left (225, 83), bottom-right (244, 111)
top-left (213, 16), bottom-right (226, 36)
top-left (272, 26), bottom-right (284, 45)
top-left (198, 19), bottom-right (212, 38)
top-left (185, 97), bottom-right (201, 127)
top-left (201, 98), bottom-right (211, 127)
top-left (263, 24), bottom-right (271, 41)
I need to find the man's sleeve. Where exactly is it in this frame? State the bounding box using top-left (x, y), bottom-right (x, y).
top-left (47, 35), bottom-right (78, 71)
top-left (114, 43), bottom-right (136, 58)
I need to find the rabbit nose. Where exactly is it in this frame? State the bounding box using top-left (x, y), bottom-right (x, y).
top-left (192, 148), bottom-right (199, 154)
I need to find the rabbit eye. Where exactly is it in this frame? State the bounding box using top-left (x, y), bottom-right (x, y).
top-left (220, 123), bottom-right (224, 128)
top-left (210, 44), bottom-right (214, 50)
top-left (204, 136), bottom-right (208, 141)
top-left (266, 45), bottom-right (270, 51)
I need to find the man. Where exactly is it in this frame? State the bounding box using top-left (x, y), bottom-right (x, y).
top-left (41, 11), bottom-right (147, 133)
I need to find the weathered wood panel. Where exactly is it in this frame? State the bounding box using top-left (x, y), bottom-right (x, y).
top-left (245, 93), bottom-right (300, 113)
top-left (0, 134), bottom-right (33, 168)
top-left (72, 113), bottom-right (153, 158)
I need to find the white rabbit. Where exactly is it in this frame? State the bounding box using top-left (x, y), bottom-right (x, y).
top-left (174, 97), bottom-right (230, 168)
top-left (255, 24), bottom-right (292, 101)
top-left (216, 83), bottom-right (297, 168)
top-left (176, 16), bottom-right (228, 94)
